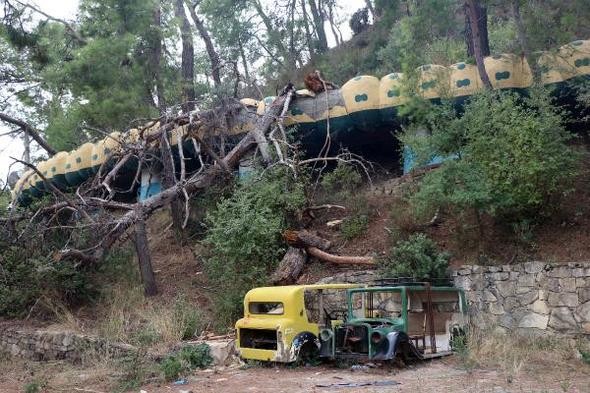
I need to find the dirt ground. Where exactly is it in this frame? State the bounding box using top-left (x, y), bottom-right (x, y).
top-left (1, 356), bottom-right (588, 393)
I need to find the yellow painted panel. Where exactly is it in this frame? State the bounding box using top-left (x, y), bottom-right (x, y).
top-left (379, 73), bottom-right (406, 109)
top-left (559, 40), bottom-right (590, 79)
top-left (484, 54), bottom-right (533, 89)
top-left (36, 160), bottom-right (51, 181)
top-left (296, 89), bottom-right (315, 97)
top-left (65, 150), bottom-right (82, 174)
top-left (341, 75), bottom-right (380, 114)
top-left (20, 170), bottom-right (33, 192)
top-left (49, 152), bottom-right (69, 176)
top-left (124, 128), bottom-right (140, 145)
top-left (537, 51), bottom-right (573, 84)
top-left (76, 143), bottom-right (94, 171)
top-left (417, 64), bottom-right (449, 99)
top-left (449, 62), bottom-right (482, 97)
top-left (240, 98), bottom-right (259, 108)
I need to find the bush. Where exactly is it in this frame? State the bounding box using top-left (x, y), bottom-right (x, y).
top-left (380, 233), bottom-right (449, 279)
top-left (0, 244), bottom-right (96, 318)
top-left (204, 168), bottom-right (306, 328)
top-left (403, 91), bottom-right (578, 223)
top-left (320, 162), bottom-right (363, 197)
top-left (160, 344), bottom-right (213, 381)
top-left (173, 295), bottom-right (203, 340)
top-left (340, 215), bottom-right (369, 240)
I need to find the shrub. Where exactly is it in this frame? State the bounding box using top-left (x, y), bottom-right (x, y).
top-left (204, 168), bottom-right (306, 328)
top-left (340, 214), bottom-right (369, 240)
top-left (403, 90), bottom-right (578, 224)
top-left (160, 355), bottom-right (183, 381)
top-left (380, 233), bottom-right (449, 279)
top-left (173, 295), bottom-right (203, 340)
top-left (320, 162), bottom-right (363, 197)
top-left (160, 344), bottom-right (212, 381)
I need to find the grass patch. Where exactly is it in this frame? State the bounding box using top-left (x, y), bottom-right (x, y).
top-left (160, 344), bottom-right (213, 381)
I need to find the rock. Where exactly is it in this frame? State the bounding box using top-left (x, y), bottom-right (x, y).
top-left (547, 278), bottom-right (561, 292)
top-left (538, 290), bottom-right (548, 301)
top-left (517, 274), bottom-right (535, 287)
top-left (548, 307), bottom-right (578, 331)
top-left (207, 340), bottom-right (236, 366)
top-left (572, 268), bottom-right (586, 278)
top-left (579, 288), bottom-right (590, 304)
top-left (488, 303), bottom-right (505, 315)
top-left (530, 300), bottom-right (550, 315)
top-left (582, 322), bottom-right (590, 334)
top-left (558, 278), bottom-right (577, 293)
top-left (576, 302), bottom-right (590, 323)
top-left (524, 262), bottom-right (545, 274)
top-left (548, 292), bottom-right (578, 308)
top-left (547, 266), bottom-right (572, 278)
top-left (518, 291), bottom-right (538, 306)
top-left (487, 266), bottom-right (501, 273)
top-left (518, 313), bottom-right (549, 329)
top-left (457, 269), bottom-right (471, 276)
top-left (62, 335), bottom-right (73, 347)
top-left (489, 272), bottom-right (510, 281)
top-left (454, 275), bottom-right (473, 291)
top-left (483, 290), bottom-right (497, 302)
top-left (495, 280), bottom-right (516, 297)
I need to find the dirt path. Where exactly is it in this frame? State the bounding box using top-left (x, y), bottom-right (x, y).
top-left (1, 356), bottom-right (588, 393)
top-left (142, 358), bottom-right (590, 393)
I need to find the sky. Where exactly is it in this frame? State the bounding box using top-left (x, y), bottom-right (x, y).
top-left (0, 0), bottom-right (366, 185)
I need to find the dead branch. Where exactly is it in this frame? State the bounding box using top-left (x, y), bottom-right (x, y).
top-left (306, 247), bottom-right (375, 265)
top-left (0, 113), bottom-right (56, 156)
top-left (283, 229), bottom-right (331, 250)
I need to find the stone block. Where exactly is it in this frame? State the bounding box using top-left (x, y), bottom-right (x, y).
top-left (579, 288), bottom-right (590, 304)
top-left (483, 290), bottom-right (497, 302)
top-left (501, 265), bottom-right (512, 272)
top-left (547, 266), bottom-right (572, 278)
top-left (518, 290), bottom-right (539, 306)
top-left (489, 272), bottom-right (510, 281)
top-left (548, 292), bottom-right (578, 308)
top-left (487, 266), bottom-right (501, 273)
top-left (576, 302), bottom-right (590, 323)
top-left (524, 261), bottom-right (545, 274)
top-left (530, 300), bottom-right (550, 315)
top-left (518, 313), bottom-right (549, 329)
top-left (547, 278), bottom-right (561, 292)
top-left (495, 280), bottom-right (516, 297)
top-left (583, 322), bottom-right (590, 334)
top-left (517, 274), bottom-right (535, 287)
top-left (457, 269), bottom-right (471, 276)
top-left (548, 307), bottom-right (578, 331)
top-left (575, 278), bottom-right (586, 288)
top-left (572, 268), bottom-right (586, 278)
top-left (454, 275), bottom-right (472, 291)
top-left (559, 278), bottom-right (577, 293)
top-left (490, 302), bottom-right (506, 315)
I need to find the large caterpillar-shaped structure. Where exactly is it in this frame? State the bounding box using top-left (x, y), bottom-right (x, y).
top-left (11, 39), bottom-right (590, 207)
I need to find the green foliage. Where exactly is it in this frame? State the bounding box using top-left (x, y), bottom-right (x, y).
top-left (403, 91), bottom-right (578, 221)
top-left (160, 344), bottom-right (213, 381)
top-left (23, 381), bottom-right (43, 393)
top-left (340, 215), bottom-right (369, 240)
top-left (380, 233), bottom-right (450, 279)
top-left (0, 244), bottom-right (96, 318)
top-left (160, 356), bottom-right (183, 381)
top-left (204, 168), bottom-right (306, 327)
top-left (0, 189), bottom-right (10, 211)
top-left (320, 162), bottom-right (363, 196)
top-left (116, 353), bottom-right (157, 392)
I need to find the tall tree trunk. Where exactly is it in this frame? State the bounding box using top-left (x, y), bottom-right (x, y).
top-left (175, 0), bottom-right (196, 112)
top-left (464, 0), bottom-right (492, 89)
top-left (512, 0), bottom-right (538, 83)
top-left (252, 0), bottom-right (288, 61)
top-left (238, 36), bottom-right (251, 82)
top-left (326, 1), bottom-right (341, 46)
top-left (134, 217), bottom-right (158, 296)
top-left (152, 3), bottom-right (167, 113)
top-left (22, 131), bottom-right (30, 163)
top-left (308, 0), bottom-right (329, 53)
top-left (301, 0), bottom-right (316, 60)
top-left (186, 1), bottom-right (222, 87)
top-left (365, 0), bottom-right (380, 21)
top-left (159, 129), bottom-right (185, 235)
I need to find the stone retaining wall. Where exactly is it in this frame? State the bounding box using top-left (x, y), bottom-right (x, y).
top-left (453, 261), bottom-right (590, 335)
top-left (0, 325), bottom-right (136, 362)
